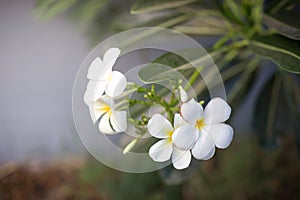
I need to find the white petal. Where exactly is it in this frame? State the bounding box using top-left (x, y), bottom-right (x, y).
top-left (88, 104), bottom-right (104, 124)
top-left (149, 139), bottom-right (173, 162)
top-left (192, 129), bottom-right (215, 160)
top-left (94, 96), bottom-right (115, 108)
top-left (204, 123), bottom-right (233, 149)
top-left (87, 57), bottom-right (105, 80)
top-left (88, 97), bottom-right (115, 124)
top-left (105, 71), bottom-right (127, 97)
top-left (99, 113), bottom-right (115, 134)
top-left (84, 80), bottom-right (106, 104)
top-left (172, 124), bottom-right (198, 151)
top-left (181, 99), bottom-right (203, 124)
top-left (103, 47), bottom-right (121, 65)
top-left (147, 114), bottom-right (173, 138)
top-left (172, 146), bottom-right (191, 170)
top-left (203, 97), bottom-right (231, 124)
top-left (173, 113), bottom-right (186, 129)
top-left (179, 86), bottom-right (188, 102)
top-left (110, 111), bottom-right (127, 132)
top-left (201, 147), bottom-right (215, 160)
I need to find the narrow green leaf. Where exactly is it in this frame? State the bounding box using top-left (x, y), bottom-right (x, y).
top-left (138, 63), bottom-right (186, 84)
top-left (74, 0), bottom-right (107, 23)
top-left (34, 0), bottom-right (79, 19)
top-left (250, 35), bottom-right (300, 73)
top-left (263, 13), bottom-right (300, 40)
top-left (221, 0), bottom-right (244, 25)
top-left (130, 0), bottom-right (200, 14)
top-left (173, 13), bottom-right (229, 35)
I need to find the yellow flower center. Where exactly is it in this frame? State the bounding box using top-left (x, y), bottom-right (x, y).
top-left (100, 104), bottom-right (112, 114)
top-left (195, 118), bottom-right (205, 130)
top-left (107, 75), bottom-right (112, 81)
top-left (167, 130), bottom-right (174, 143)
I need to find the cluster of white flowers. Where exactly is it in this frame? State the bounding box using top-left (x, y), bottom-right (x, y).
top-left (147, 88), bottom-right (233, 170)
top-left (84, 47), bottom-right (234, 170)
top-left (84, 48), bottom-right (127, 134)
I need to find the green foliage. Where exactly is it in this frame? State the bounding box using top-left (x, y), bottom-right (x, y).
top-left (263, 13), bottom-right (300, 40)
top-left (131, 0), bottom-right (200, 14)
top-left (129, 0), bottom-right (300, 183)
top-left (251, 35), bottom-right (300, 73)
top-left (34, 0), bottom-right (300, 186)
top-left (34, 0), bottom-right (129, 44)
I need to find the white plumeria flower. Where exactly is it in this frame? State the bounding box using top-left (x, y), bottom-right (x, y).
top-left (147, 114), bottom-right (192, 170)
top-left (84, 47), bottom-right (127, 104)
top-left (89, 96), bottom-right (127, 134)
top-left (172, 97), bottom-right (233, 160)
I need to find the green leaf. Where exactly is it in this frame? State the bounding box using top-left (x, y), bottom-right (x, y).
top-left (34, 0), bottom-right (79, 19)
top-left (130, 0), bottom-right (200, 14)
top-left (250, 35), bottom-right (300, 73)
top-left (73, 0), bottom-right (107, 23)
top-left (263, 13), bottom-right (300, 40)
top-left (138, 63), bottom-right (186, 85)
top-left (138, 53), bottom-right (190, 84)
top-left (173, 12), bottom-right (229, 35)
top-left (221, 0), bottom-right (244, 25)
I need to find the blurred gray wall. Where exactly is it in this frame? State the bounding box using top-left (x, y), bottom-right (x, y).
top-left (0, 0), bottom-right (89, 163)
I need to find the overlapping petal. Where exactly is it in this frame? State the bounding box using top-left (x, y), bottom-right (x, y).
top-left (172, 124), bottom-right (198, 151)
top-left (148, 114), bottom-right (173, 138)
top-left (85, 47), bottom-right (126, 102)
top-left (88, 97), bottom-right (114, 123)
top-left (172, 146), bottom-right (191, 170)
top-left (204, 123), bottom-right (233, 149)
top-left (87, 57), bottom-right (105, 80)
top-left (181, 99), bottom-right (203, 124)
top-left (173, 113), bottom-right (186, 129)
top-left (105, 71), bottom-right (127, 97)
top-left (84, 80), bottom-right (106, 104)
top-left (149, 139), bottom-right (173, 162)
top-left (203, 97), bottom-right (231, 124)
top-left (98, 113), bottom-right (115, 134)
top-left (103, 47), bottom-right (121, 69)
top-left (201, 147), bottom-right (215, 160)
top-left (87, 48), bottom-right (120, 80)
top-left (110, 111), bottom-right (127, 132)
top-left (192, 129), bottom-right (215, 160)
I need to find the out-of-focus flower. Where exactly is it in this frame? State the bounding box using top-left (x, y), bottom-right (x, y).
top-left (84, 47), bottom-right (127, 104)
top-left (172, 97), bottom-right (233, 160)
top-left (90, 96), bottom-right (127, 134)
top-left (179, 86), bottom-right (188, 102)
top-left (147, 114), bottom-right (191, 170)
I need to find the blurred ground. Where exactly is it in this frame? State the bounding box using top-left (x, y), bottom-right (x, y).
top-left (1, 135), bottom-right (299, 200)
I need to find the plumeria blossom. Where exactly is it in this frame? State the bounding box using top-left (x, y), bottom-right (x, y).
top-left (148, 114), bottom-right (192, 170)
top-left (84, 47), bottom-right (127, 104)
top-left (172, 97), bottom-right (233, 160)
top-left (89, 95), bottom-right (127, 134)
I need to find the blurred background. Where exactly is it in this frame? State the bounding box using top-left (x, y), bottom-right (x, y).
top-left (0, 0), bottom-right (300, 199)
top-left (0, 0), bottom-right (89, 163)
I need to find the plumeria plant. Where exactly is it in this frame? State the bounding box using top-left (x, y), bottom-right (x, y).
top-left (84, 47), bottom-right (234, 170)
